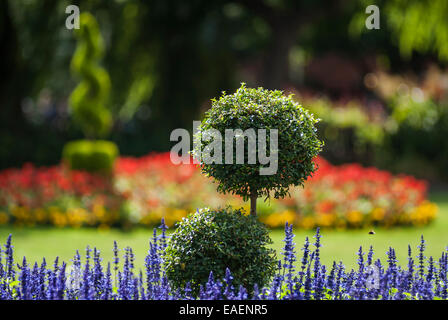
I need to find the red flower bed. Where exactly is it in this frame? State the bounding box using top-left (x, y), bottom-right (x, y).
top-left (273, 157), bottom-right (435, 229)
top-left (0, 153), bottom-right (437, 228)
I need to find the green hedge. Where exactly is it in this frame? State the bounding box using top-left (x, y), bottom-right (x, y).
top-left (62, 140), bottom-right (119, 173)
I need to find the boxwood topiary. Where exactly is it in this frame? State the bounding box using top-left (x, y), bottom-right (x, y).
top-left (194, 83), bottom-right (323, 216)
top-left (62, 140), bottom-right (119, 173)
top-left (62, 13), bottom-right (119, 174)
top-left (69, 12), bottom-right (112, 138)
top-left (164, 207), bottom-right (277, 294)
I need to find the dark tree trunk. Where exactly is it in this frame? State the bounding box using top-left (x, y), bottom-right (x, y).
top-left (234, 0), bottom-right (341, 89)
top-left (0, 0), bottom-right (26, 131)
top-left (250, 193), bottom-right (257, 216)
top-left (261, 18), bottom-right (299, 89)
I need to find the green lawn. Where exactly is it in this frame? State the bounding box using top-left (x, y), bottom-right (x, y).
top-left (271, 192), bottom-right (448, 269)
top-left (0, 192), bottom-right (447, 271)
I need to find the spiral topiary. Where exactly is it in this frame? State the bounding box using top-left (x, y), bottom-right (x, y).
top-left (63, 13), bottom-right (118, 172)
top-left (69, 12), bottom-right (112, 138)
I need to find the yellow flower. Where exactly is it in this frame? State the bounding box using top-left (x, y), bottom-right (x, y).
top-left (65, 208), bottom-right (89, 228)
top-left (0, 212), bottom-right (9, 224)
top-left (50, 210), bottom-right (67, 227)
top-left (347, 211), bottom-right (363, 225)
top-left (371, 208), bottom-right (385, 221)
top-left (316, 213), bottom-right (335, 228)
top-left (34, 208), bottom-right (47, 223)
top-left (140, 214), bottom-right (153, 226)
top-left (300, 216), bottom-right (315, 230)
top-left (93, 203), bottom-right (106, 220)
top-left (262, 210), bottom-right (295, 228)
top-left (410, 201), bottom-right (438, 225)
top-left (12, 206), bottom-right (27, 220)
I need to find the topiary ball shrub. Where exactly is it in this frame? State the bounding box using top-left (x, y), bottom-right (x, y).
top-left (195, 83), bottom-right (323, 216)
top-left (165, 207), bottom-right (277, 294)
top-left (62, 140), bottom-right (119, 173)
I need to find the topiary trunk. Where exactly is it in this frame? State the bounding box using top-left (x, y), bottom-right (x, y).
top-left (250, 193), bottom-right (257, 216)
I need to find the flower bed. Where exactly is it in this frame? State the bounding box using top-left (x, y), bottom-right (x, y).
top-left (0, 153), bottom-right (437, 229)
top-left (262, 157), bottom-right (437, 228)
top-left (0, 223), bottom-right (446, 300)
top-left (0, 164), bottom-right (123, 228)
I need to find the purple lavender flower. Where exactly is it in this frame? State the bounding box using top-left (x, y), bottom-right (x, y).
top-left (2, 220), bottom-right (448, 300)
top-left (313, 228), bottom-right (324, 299)
top-left (418, 235), bottom-right (426, 278)
top-left (4, 234), bottom-right (15, 281)
top-left (367, 246), bottom-right (374, 266)
top-left (282, 222), bottom-right (296, 298)
top-left (19, 257), bottom-right (30, 300)
top-left (299, 236), bottom-right (310, 285)
top-left (158, 218), bottom-right (168, 252)
top-left (56, 262), bottom-right (66, 300)
top-left (223, 267), bottom-right (235, 299)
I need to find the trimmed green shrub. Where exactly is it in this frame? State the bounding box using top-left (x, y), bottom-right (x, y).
top-left (62, 140), bottom-right (119, 172)
top-left (195, 84), bottom-right (323, 215)
top-left (69, 12), bottom-right (112, 138)
top-left (62, 13), bottom-right (119, 174)
top-left (165, 207), bottom-right (277, 294)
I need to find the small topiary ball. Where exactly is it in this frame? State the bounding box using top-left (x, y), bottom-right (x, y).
top-left (62, 139), bottom-right (119, 173)
top-left (164, 207), bottom-right (277, 294)
top-left (195, 83), bottom-right (323, 216)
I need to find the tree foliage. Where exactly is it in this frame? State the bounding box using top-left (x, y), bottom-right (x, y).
top-left (164, 207), bottom-right (276, 294)
top-left (1, 0), bottom-right (448, 175)
top-left (196, 84), bottom-right (323, 215)
top-left (350, 0), bottom-right (448, 62)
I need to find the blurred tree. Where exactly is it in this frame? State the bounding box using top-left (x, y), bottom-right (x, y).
top-left (0, 0), bottom-right (70, 168)
top-left (1, 0), bottom-right (448, 179)
top-left (231, 0), bottom-right (343, 89)
top-left (0, 1), bottom-right (67, 129)
top-left (0, 0), bottom-right (345, 146)
top-left (350, 0), bottom-right (448, 63)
